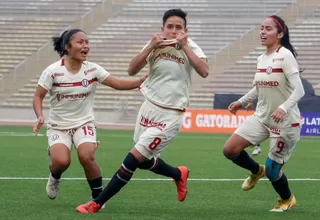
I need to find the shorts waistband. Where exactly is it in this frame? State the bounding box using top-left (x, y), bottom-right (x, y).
top-left (144, 99), bottom-right (183, 116)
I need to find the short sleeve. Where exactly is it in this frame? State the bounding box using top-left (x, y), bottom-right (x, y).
top-left (38, 68), bottom-right (53, 90)
top-left (94, 64), bottom-right (110, 83)
top-left (188, 39), bottom-right (207, 59)
top-left (282, 52), bottom-right (299, 77)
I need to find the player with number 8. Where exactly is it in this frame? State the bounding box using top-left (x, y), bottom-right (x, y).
top-left (76, 8), bottom-right (209, 214)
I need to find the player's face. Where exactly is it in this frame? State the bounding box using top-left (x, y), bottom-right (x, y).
top-left (68, 32), bottom-right (90, 62)
top-left (161, 16), bottom-right (187, 39)
top-left (260, 18), bottom-right (283, 47)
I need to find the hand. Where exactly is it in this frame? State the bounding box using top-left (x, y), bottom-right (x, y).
top-left (228, 101), bottom-right (242, 115)
top-left (176, 31), bottom-right (188, 48)
top-left (33, 116), bottom-right (44, 136)
top-left (271, 108), bottom-right (286, 123)
top-left (150, 34), bottom-right (164, 49)
top-left (140, 72), bottom-right (149, 84)
top-left (244, 103), bottom-right (254, 110)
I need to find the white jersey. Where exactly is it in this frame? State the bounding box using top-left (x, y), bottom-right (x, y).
top-left (140, 38), bottom-right (207, 110)
top-left (254, 46), bottom-right (301, 128)
top-left (38, 59), bottom-right (109, 129)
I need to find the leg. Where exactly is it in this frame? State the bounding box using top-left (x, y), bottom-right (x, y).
top-left (92, 111), bottom-right (184, 204)
top-left (223, 115), bottom-right (269, 191)
top-left (74, 123), bottom-right (102, 200)
top-left (76, 101), bottom-right (186, 214)
top-left (268, 127), bottom-right (300, 212)
top-left (132, 105), bottom-right (188, 202)
top-left (46, 129), bottom-right (72, 199)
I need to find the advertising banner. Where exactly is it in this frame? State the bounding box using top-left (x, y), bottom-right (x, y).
top-left (181, 109), bottom-right (320, 137)
top-left (181, 109), bottom-right (253, 133)
top-left (300, 112), bottom-right (320, 136)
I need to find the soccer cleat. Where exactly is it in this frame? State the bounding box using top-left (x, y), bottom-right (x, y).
top-left (46, 173), bottom-right (61, 200)
top-left (173, 166), bottom-right (189, 202)
top-left (252, 145), bottom-right (261, 156)
top-left (241, 165), bottom-right (265, 191)
top-left (270, 195), bottom-right (296, 212)
top-left (76, 201), bottom-right (101, 214)
top-left (91, 197), bottom-right (105, 209)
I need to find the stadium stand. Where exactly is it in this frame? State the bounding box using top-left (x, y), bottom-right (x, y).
top-left (0, 0), bottom-right (319, 124)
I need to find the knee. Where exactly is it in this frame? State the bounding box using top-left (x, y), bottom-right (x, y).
top-left (223, 143), bottom-right (240, 160)
top-left (265, 158), bottom-right (281, 182)
top-left (78, 153), bottom-right (96, 167)
top-left (51, 157), bottom-right (70, 170)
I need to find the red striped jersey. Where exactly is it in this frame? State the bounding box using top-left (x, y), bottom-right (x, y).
top-left (38, 59), bottom-right (109, 129)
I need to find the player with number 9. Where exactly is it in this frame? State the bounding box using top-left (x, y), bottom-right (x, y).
top-left (223, 15), bottom-right (305, 212)
top-left (33, 29), bottom-right (147, 202)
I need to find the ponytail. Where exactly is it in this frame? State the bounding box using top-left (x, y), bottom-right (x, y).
top-left (269, 15), bottom-right (297, 58)
top-left (51, 29), bottom-right (84, 58)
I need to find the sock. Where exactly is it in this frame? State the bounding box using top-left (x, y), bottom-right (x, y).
top-left (94, 153), bottom-right (139, 205)
top-left (271, 173), bottom-right (292, 200)
top-left (87, 176), bottom-right (103, 199)
top-left (51, 172), bottom-right (61, 180)
top-left (138, 158), bottom-right (181, 181)
top-left (232, 150), bottom-right (260, 174)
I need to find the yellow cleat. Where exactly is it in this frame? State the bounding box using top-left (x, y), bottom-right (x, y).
top-left (270, 195), bottom-right (296, 212)
top-left (241, 165), bottom-right (265, 191)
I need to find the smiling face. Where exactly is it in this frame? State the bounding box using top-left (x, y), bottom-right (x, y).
top-left (260, 17), bottom-right (283, 48)
top-left (161, 16), bottom-right (187, 40)
top-left (65, 31), bottom-right (90, 62)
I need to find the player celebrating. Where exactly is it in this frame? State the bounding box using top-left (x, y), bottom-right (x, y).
top-left (33, 29), bottom-right (147, 202)
top-left (223, 15), bottom-right (304, 212)
top-left (76, 8), bottom-right (209, 213)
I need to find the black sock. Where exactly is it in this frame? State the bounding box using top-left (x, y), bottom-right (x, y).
top-left (87, 176), bottom-right (103, 199)
top-left (51, 172), bottom-right (61, 180)
top-left (232, 150), bottom-right (260, 174)
top-left (94, 153), bottom-right (138, 205)
top-left (271, 173), bottom-right (291, 200)
top-left (138, 158), bottom-right (181, 181)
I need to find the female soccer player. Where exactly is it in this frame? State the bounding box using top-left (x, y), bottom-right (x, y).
top-left (76, 8), bottom-right (209, 213)
top-left (33, 29), bottom-right (147, 202)
top-left (223, 15), bottom-right (304, 212)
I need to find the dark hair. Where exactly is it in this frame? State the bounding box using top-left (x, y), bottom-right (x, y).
top-left (52, 29), bottom-right (85, 57)
top-left (269, 15), bottom-right (297, 58)
top-left (162, 9), bottom-right (187, 28)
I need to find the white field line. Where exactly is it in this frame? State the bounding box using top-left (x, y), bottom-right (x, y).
top-left (0, 177), bottom-right (320, 181)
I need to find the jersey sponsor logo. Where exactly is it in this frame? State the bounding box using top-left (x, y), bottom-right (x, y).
top-left (273, 58), bottom-right (284, 63)
top-left (53, 77), bottom-right (97, 87)
top-left (51, 73), bottom-right (64, 79)
top-left (84, 67), bottom-right (97, 76)
top-left (255, 80), bottom-right (279, 87)
top-left (154, 52), bottom-right (185, 64)
top-left (56, 92), bottom-right (91, 101)
top-left (269, 127), bottom-right (281, 135)
top-left (175, 43), bottom-right (181, 50)
top-left (139, 115), bottom-right (167, 130)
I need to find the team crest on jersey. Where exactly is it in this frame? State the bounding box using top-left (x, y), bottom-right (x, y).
top-left (82, 79), bottom-right (89, 87)
top-left (175, 43), bottom-right (181, 50)
top-left (266, 66), bottom-right (273, 74)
